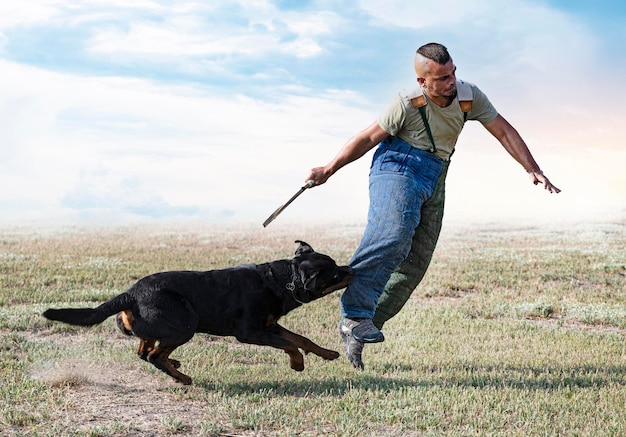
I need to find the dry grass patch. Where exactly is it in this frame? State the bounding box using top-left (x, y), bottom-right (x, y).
top-left (0, 220), bottom-right (624, 436)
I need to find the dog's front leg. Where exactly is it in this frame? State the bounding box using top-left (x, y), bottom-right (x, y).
top-left (236, 330), bottom-right (306, 371)
top-left (273, 324), bottom-right (340, 361)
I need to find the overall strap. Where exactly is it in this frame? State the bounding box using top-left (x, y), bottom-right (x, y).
top-left (406, 87), bottom-right (437, 153)
top-left (418, 106), bottom-right (437, 153)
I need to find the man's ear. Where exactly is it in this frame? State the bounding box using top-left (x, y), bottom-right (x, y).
top-left (294, 240), bottom-right (314, 256)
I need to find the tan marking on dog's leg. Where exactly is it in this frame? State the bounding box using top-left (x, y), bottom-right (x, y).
top-left (147, 347), bottom-right (192, 385)
top-left (137, 339), bottom-right (155, 361)
top-left (119, 310), bottom-right (134, 331)
top-left (116, 310), bottom-right (136, 336)
top-left (136, 339), bottom-right (180, 368)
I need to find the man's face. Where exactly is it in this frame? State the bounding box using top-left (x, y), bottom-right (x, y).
top-left (418, 59), bottom-right (457, 99)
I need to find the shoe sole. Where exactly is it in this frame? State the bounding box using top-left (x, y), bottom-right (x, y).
top-left (339, 329), bottom-right (364, 370)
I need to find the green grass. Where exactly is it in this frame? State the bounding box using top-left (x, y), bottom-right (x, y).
top-left (0, 220), bottom-right (624, 436)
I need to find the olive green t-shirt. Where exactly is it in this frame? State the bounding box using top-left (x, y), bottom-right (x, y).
top-left (377, 81), bottom-right (499, 160)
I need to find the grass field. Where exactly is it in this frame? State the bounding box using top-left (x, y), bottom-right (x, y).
top-left (1, 219), bottom-right (625, 436)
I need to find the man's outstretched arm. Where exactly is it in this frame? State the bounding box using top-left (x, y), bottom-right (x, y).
top-left (306, 121), bottom-right (389, 186)
top-left (485, 114), bottom-right (561, 193)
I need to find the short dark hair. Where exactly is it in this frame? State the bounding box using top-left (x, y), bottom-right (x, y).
top-left (416, 43), bottom-right (451, 65)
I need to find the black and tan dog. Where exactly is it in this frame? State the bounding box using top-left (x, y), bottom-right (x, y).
top-left (43, 241), bottom-right (354, 385)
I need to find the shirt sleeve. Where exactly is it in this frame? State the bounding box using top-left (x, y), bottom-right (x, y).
top-left (377, 93), bottom-right (406, 136)
top-left (468, 85), bottom-right (499, 125)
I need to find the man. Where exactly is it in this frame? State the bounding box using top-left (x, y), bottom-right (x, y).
top-left (306, 42), bottom-right (561, 370)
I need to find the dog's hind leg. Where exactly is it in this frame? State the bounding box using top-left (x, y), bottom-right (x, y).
top-left (136, 338), bottom-right (182, 370)
top-left (129, 291), bottom-right (198, 376)
top-left (279, 343), bottom-right (305, 371)
top-left (273, 324), bottom-right (340, 361)
top-left (146, 343), bottom-right (192, 385)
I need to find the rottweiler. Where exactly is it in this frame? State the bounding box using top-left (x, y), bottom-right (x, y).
top-left (43, 240), bottom-right (354, 385)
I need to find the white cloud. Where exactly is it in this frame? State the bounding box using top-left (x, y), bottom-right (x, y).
top-left (89, 23), bottom-right (276, 57)
top-left (358, 0), bottom-right (489, 28)
top-left (86, 2), bottom-right (342, 61)
top-left (0, 1), bottom-right (62, 29)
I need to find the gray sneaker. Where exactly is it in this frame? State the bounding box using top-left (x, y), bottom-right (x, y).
top-left (349, 318), bottom-right (385, 343)
top-left (338, 318), bottom-right (365, 370)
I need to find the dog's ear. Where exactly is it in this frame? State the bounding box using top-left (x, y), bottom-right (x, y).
top-left (294, 240), bottom-right (314, 256)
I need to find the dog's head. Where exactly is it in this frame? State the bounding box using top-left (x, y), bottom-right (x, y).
top-left (291, 240), bottom-right (354, 303)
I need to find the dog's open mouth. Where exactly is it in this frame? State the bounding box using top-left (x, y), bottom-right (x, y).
top-left (321, 266), bottom-right (355, 295)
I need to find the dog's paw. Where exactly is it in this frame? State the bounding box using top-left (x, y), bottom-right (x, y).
top-left (287, 351), bottom-right (305, 371)
top-left (290, 362), bottom-right (305, 372)
top-left (175, 374), bottom-right (192, 385)
top-left (320, 349), bottom-right (340, 361)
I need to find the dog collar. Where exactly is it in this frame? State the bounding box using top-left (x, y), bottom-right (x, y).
top-left (287, 262), bottom-right (307, 305)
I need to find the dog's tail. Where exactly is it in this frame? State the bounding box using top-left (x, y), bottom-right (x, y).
top-left (43, 293), bottom-right (133, 327)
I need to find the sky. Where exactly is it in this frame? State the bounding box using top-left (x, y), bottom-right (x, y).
top-left (0, 0), bottom-right (625, 228)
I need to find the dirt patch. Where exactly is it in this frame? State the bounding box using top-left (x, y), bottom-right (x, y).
top-left (29, 356), bottom-right (206, 436)
top-left (16, 331), bottom-right (266, 437)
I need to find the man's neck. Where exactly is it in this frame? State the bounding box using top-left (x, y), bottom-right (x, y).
top-left (428, 94), bottom-right (455, 108)
top-left (425, 89), bottom-right (457, 108)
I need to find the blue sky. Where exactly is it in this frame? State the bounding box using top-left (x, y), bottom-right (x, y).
top-left (1, 0), bottom-right (624, 227)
